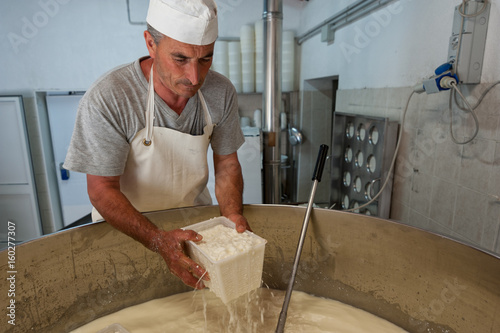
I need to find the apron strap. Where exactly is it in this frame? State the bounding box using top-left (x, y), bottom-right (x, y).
top-left (144, 65), bottom-right (155, 146)
top-left (197, 90), bottom-right (213, 128)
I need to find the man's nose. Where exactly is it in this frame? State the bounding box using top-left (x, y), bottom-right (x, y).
top-left (185, 61), bottom-right (201, 86)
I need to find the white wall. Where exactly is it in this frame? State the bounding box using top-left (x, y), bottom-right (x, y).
top-left (1, 0), bottom-right (146, 92)
top-left (0, 0), bottom-right (303, 93)
top-left (299, 0), bottom-right (500, 90)
top-left (217, 0), bottom-right (303, 37)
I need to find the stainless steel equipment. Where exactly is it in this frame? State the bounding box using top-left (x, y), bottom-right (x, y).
top-left (1, 205), bottom-right (499, 332)
top-left (331, 112), bottom-right (398, 218)
top-left (262, 0), bottom-right (283, 204)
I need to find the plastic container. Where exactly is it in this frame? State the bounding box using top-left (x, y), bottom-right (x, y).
top-left (183, 217), bottom-right (267, 303)
top-left (228, 41), bottom-right (242, 93)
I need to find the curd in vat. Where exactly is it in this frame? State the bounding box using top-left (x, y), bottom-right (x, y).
top-left (196, 224), bottom-right (264, 261)
top-left (71, 288), bottom-right (407, 333)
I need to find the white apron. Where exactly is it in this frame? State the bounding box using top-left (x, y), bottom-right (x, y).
top-left (92, 66), bottom-right (214, 221)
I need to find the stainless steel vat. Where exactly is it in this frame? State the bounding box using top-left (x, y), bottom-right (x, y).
top-left (1, 205), bottom-right (499, 332)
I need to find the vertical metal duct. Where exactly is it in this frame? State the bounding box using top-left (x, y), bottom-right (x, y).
top-left (262, 0), bottom-right (282, 203)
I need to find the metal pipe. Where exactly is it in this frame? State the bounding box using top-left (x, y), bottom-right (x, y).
top-left (297, 0), bottom-right (396, 45)
top-left (276, 145), bottom-right (329, 333)
top-left (262, 0), bottom-right (283, 204)
top-left (276, 181), bottom-right (318, 332)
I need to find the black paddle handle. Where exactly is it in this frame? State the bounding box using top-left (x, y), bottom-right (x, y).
top-left (312, 144), bottom-right (329, 182)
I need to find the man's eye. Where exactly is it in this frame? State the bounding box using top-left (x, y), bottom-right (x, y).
top-left (201, 58), bottom-right (212, 63)
top-left (175, 58), bottom-right (187, 63)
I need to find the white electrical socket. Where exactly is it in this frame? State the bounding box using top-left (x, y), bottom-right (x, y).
top-left (447, 1), bottom-right (490, 84)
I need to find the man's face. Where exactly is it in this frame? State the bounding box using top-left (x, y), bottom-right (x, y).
top-left (147, 33), bottom-right (215, 99)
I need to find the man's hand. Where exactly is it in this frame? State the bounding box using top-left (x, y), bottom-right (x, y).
top-left (226, 213), bottom-right (252, 233)
top-left (153, 229), bottom-right (210, 289)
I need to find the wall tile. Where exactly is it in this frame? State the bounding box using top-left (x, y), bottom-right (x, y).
top-left (495, 215), bottom-right (500, 254)
top-left (458, 138), bottom-right (495, 193)
top-left (482, 200), bottom-right (500, 252)
top-left (385, 88), bottom-right (412, 121)
top-left (472, 83), bottom-right (500, 117)
top-left (419, 108), bottom-right (447, 137)
top-left (458, 82), bottom-right (499, 141)
top-left (429, 177), bottom-right (457, 229)
top-left (403, 91), bottom-right (424, 130)
top-left (433, 140), bottom-right (462, 183)
top-left (445, 103), bottom-right (469, 142)
top-left (453, 186), bottom-right (485, 245)
top-left (468, 113), bottom-right (499, 141)
top-left (412, 129), bottom-right (437, 176)
top-left (390, 198), bottom-right (409, 222)
top-left (375, 89), bottom-right (388, 115)
top-left (392, 174), bottom-right (411, 207)
top-left (394, 127), bottom-right (416, 185)
top-left (409, 172), bottom-right (433, 217)
top-left (335, 90), bottom-right (351, 112)
top-left (427, 219), bottom-right (455, 238)
top-left (491, 143), bottom-right (500, 198)
top-left (408, 209), bottom-right (430, 230)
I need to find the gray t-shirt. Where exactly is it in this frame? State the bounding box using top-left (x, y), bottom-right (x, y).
top-left (64, 57), bottom-right (244, 177)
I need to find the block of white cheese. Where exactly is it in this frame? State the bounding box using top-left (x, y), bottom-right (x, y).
top-left (184, 217), bottom-right (267, 303)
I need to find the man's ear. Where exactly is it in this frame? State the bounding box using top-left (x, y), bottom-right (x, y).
top-left (144, 31), bottom-right (157, 58)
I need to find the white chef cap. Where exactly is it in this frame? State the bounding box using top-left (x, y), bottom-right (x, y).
top-left (146, 0), bottom-right (218, 46)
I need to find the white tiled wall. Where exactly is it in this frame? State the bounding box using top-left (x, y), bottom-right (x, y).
top-left (336, 85), bottom-right (500, 255)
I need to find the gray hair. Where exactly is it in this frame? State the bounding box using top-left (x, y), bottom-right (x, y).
top-left (147, 23), bottom-right (165, 44)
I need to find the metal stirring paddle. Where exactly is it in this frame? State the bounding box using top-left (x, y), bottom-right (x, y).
top-left (275, 144), bottom-right (329, 333)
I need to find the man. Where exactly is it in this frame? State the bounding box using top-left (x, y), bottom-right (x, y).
top-left (63, 0), bottom-right (250, 290)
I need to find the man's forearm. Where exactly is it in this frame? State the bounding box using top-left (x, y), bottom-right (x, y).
top-left (87, 174), bottom-right (162, 252)
top-left (214, 153), bottom-right (244, 216)
top-left (213, 152), bottom-right (252, 232)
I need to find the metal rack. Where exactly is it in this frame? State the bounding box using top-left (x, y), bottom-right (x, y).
top-left (330, 112), bottom-right (398, 218)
